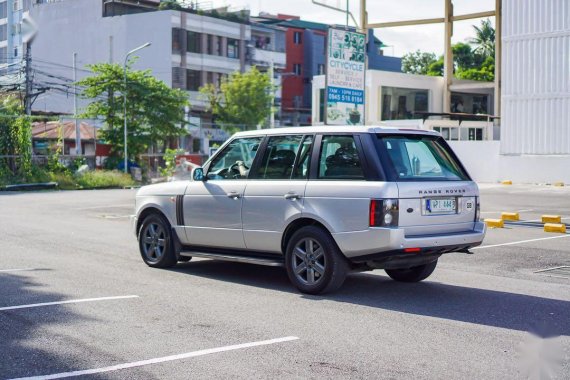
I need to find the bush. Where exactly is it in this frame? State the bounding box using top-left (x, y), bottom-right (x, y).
top-left (75, 170), bottom-right (135, 189)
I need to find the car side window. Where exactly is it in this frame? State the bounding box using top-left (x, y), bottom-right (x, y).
top-left (207, 137), bottom-right (263, 180)
top-left (318, 135), bottom-right (364, 180)
top-left (292, 135), bottom-right (313, 179)
top-left (256, 135), bottom-right (303, 179)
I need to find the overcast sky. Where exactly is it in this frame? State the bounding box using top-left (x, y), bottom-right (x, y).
top-left (208, 0), bottom-right (496, 57)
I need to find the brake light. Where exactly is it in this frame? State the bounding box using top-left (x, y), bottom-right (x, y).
top-left (370, 199), bottom-right (399, 227)
top-left (404, 247), bottom-right (421, 253)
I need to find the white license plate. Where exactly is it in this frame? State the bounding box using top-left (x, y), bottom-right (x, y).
top-left (425, 198), bottom-right (457, 214)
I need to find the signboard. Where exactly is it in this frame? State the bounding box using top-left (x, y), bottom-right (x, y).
top-left (325, 28), bottom-right (366, 125)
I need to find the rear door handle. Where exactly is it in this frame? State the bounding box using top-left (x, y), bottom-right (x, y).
top-left (227, 191), bottom-right (241, 200)
top-left (284, 192), bottom-right (301, 200)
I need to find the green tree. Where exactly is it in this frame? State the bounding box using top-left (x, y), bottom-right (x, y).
top-left (469, 19), bottom-right (495, 57)
top-left (0, 95), bottom-right (32, 179)
top-left (78, 60), bottom-right (189, 162)
top-left (402, 50), bottom-right (438, 75)
top-left (457, 56), bottom-right (495, 82)
top-left (200, 67), bottom-right (273, 133)
top-left (158, 0), bottom-right (182, 10)
top-left (427, 56), bottom-right (444, 76)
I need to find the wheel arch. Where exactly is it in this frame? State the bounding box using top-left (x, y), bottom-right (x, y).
top-left (137, 206), bottom-right (171, 236)
top-left (281, 217), bottom-right (333, 254)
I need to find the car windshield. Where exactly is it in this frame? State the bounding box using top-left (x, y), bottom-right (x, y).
top-left (375, 134), bottom-right (470, 181)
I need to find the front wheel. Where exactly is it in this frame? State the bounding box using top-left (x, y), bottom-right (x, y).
top-left (385, 260), bottom-right (438, 282)
top-left (138, 214), bottom-right (177, 268)
top-left (285, 226), bottom-right (349, 295)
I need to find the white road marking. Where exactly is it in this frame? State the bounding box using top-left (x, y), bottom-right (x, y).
top-left (73, 204), bottom-right (133, 210)
top-left (0, 295), bottom-right (139, 312)
top-left (10, 336), bottom-right (300, 380)
top-left (473, 234), bottom-right (570, 250)
top-left (521, 217), bottom-right (570, 223)
top-left (0, 268), bottom-right (37, 273)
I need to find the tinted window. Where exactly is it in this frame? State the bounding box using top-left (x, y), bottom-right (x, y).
top-left (257, 135), bottom-right (303, 179)
top-left (318, 135), bottom-right (364, 180)
top-left (207, 137), bottom-right (263, 180)
top-left (292, 135), bottom-right (313, 179)
top-left (376, 135), bottom-right (469, 181)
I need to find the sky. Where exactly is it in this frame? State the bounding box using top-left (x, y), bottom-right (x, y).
top-left (207, 0), bottom-right (496, 57)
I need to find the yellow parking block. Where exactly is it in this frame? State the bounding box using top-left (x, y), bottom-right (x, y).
top-left (501, 180), bottom-right (513, 185)
top-left (541, 215), bottom-right (562, 224)
top-left (484, 219), bottom-right (504, 228)
top-left (544, 223), bottom-right (566, 234)
top-left (501, 212), bottom-right (520, 221)
top-left (553, 182), bottom-right (565, 187)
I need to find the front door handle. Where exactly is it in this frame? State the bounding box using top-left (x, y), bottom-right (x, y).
top-left (227, 191), bottom-right (241, 200)
top-left (284, 192), bottom-right (301, 200)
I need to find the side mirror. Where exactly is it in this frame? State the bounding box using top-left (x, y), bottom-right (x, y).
top-left (192, 167), bottom-right (205, 181)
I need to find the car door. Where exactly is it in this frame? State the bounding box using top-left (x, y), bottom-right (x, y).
top-left (183, 136), bottom-right (263, 249)
top-left (242, 134), bottom-right (313, 253)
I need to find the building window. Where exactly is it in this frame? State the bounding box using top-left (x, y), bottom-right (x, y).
top-left (293, 31), bottom-right (302, 44)
top-left (317, 64), bottom-right (325, 75)
top-left (0, 24), bottom-right (6, 42)
top-left (0, 2), bottom-right (7, 19)
top-left (186, 69), bottom-right (201, 91)
top-left (172, 28), bottom-right (182, 52)
top-left (206, 34), bottom-right (212, 55)
top-left (13, 47), bottom-right (17, 57)
top-left (381, 86), bottom-right (429, 120)
top-left (227, 38), bottom-right (239, 59)
top-left (187, 31), bottom-right (201, 53)
top-left (172, 67), bottom-right (184, 89)
top-left (293, 64), bottom-right (302, 76)
top-left (13, 0), bottom-right (21, 11)
top-left (451, 93), bottom-right (489, 114)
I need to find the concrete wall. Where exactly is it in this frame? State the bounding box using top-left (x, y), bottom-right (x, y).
top-left (449, 141), bottom-right (570, 183)
top-left (30, 0), bottom-right (172, 114)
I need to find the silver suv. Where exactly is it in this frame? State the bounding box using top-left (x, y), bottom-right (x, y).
top-left (133, 126), bottom-right (486, 294)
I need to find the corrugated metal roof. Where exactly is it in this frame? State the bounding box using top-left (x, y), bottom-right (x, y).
top-left (32, 121), bottom-right (98, 141)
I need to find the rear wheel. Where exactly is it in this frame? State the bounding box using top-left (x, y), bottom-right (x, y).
top-left (285, 226), bottom-right (349, 295)
top-left (385, 260), bottom-right (438, 282)
top-left (138, 214), bottom-right (177, 268)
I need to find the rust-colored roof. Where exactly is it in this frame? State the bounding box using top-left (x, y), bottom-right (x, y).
top-left (32, 121), bottom-right (98, 141)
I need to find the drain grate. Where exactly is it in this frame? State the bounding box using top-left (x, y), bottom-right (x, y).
top-left (535, 266), bottom-right (570, 279)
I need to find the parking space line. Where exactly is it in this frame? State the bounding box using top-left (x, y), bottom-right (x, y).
top-left (472, 234), bottom-right (570, 250)
top-left (0, 295), bottom-right (139, 312)
top-left (10, 336), bottom-right (300, 380)
top-left (0, 268), bottom-right (37, 273)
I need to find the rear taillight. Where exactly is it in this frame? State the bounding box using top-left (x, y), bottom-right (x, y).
top-left (370, 199), bottom-right (399, 227)
top-left (475, 197), bottom-right (480, 221)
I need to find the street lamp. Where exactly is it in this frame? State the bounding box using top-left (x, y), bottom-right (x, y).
top-left (123, 42), bottom-right (151, 173)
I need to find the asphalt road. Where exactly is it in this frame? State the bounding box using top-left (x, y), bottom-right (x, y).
top-left (1, 184), bottom-right (569, 379)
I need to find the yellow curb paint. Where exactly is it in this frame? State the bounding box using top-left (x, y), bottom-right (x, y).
top-left (541, 215), bottom-right (562, 224)
top-left (501, 212), bottom-right (520, 221)
top-left (544, 223), bottom-right (566, 233)
top-left (501, 180), bottom-right (513, 185)
top-left (485, 219), bottom-right (504, 228)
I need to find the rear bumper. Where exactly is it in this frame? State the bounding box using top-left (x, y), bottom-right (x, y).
top-left (332, 221), bottom-right (486, 260)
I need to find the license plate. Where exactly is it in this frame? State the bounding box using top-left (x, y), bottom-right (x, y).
top-left (425, 198), bottom-right (456, 214)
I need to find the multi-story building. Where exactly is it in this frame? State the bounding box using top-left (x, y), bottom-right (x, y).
top-left (25, 0), bottom-right (252, 152)
top-left (257, 14), bottom-right (402, 126)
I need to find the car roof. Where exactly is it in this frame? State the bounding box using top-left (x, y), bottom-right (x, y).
top-left (233, 125), bottom-right (440, 138)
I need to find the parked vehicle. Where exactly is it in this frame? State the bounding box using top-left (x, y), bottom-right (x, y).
top-left (132, 126), bottom-right (486, 294)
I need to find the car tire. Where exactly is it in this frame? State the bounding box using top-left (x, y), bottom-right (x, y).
top-left (285, 226), bottom-right (349, 295)
top-left (138, 213), bottom-right (177, 268)
top-left (385, 260), bottom-right (438, 282)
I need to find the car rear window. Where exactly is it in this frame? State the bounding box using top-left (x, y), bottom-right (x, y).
top-left (375, 134), bottom-right (470, 181)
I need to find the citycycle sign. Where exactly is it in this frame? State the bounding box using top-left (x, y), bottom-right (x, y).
top-left (325, 27), bottom-right (366, 125)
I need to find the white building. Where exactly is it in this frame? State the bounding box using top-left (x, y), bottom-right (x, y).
top-left (312, 70), bottom-right (496, 142)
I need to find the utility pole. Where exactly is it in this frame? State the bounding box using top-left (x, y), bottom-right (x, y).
top-left (73, 52), bottom-right (81, 156)
top-left (443, 0), bottom-right (453, 113)
top-left (24, 44), bottom-right (32, 116)
top-left (269, 60), bottom-right (275, 128)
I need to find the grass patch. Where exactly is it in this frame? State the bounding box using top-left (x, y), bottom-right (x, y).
top-left (75, 170), bottom-right (135, 189)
